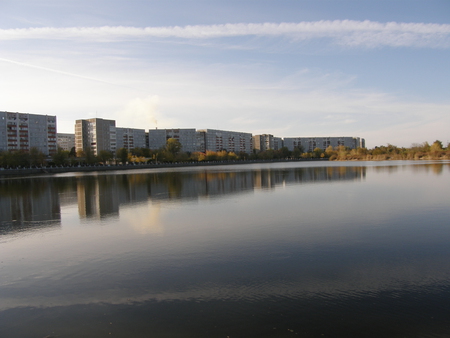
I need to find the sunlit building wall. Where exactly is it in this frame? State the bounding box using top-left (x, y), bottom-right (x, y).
top-left (253, 134), bottom-right (284, 152)
top-left (75, 118), bottom-right (116, 156)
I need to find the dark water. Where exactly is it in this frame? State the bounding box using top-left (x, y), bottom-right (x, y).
top-left (0, 161), bottom-right (449, 337)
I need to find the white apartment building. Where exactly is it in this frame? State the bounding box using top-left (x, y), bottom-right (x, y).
top-left (148, 128), bottom-right (197, 153)
top-left (75, 118), bottom-right (116, 156)
top-left (0, 111), bottom-right (57, 155)
top-left (57, 133), bottom-right (75, 152)
top-left (197, 129), bottom-right (253, 154)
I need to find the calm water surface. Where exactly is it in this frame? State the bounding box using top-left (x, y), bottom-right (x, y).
top-left (1, 161), bottom-right (449, 337)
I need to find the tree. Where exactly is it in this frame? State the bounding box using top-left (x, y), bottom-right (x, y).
top-left (292, 147), bottom-right (302, 159)
top-left (52, 147), bottom-right (69, 166)
top-left (69, 147), bottom-right (77, 158)
top-left (430, 140), bottom-right (443, 152)
top-left (228, 152), bottom-right (238, 160)
top-left (238, 151), bottom-right (249, 160)
top-left (205, 150), bottom-right (217, 161)
top-left (85, 147), bottom-right (97, 165)
top-left (217, 150), bottom-right (228, 161)
top-left (278, 146), bottom-right (291, 159)
top-left (29, 147), bottom-right (45, 166)
top-left (313, 147), bottom-right (323, 158)
top-left (76, 149), bottom-right (86, 158)
top-left (5, 150), bottom-right (30, 168)
top-left (165, 138), bottom-right (182, 155)
top-left (325, 145), bottom-right (335, 158)
top-left (117, 148), bottom-right (129, 164)
top-left (98, 150), bottom-right (113, 164)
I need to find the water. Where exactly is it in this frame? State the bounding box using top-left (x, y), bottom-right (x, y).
top-left (1, 161), bottom-right (449, 337)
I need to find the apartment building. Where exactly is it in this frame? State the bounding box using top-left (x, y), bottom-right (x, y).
top-left (148, 128), bottom-right (197, 153)
top-left (75, 118), bottom-right (116, 155)
top-left (273, 137), bottom-right (283, 150)
top-left (197, 129), bottom-right (253, 154)
top-left (116, 127), bottom-right (146, 151)
top-left (57, 133), bottom-right (75, 152)
top-left (283, 136), bottom-right (364, 152)
top-left (252, 134), bottom-right (284, 152)
top-left (0, 111), bottom-right (57, 155)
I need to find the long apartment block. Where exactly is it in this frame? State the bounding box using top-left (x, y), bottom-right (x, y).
top-left (0, 111), bottom-right (57, 155)
top-left (283, 136), bottom-right (365, 152)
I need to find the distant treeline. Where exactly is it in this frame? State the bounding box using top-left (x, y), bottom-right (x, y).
top-left (326, 140), bottom-right (450, 161)
top-left (0, 140), bottom-right (448, 168)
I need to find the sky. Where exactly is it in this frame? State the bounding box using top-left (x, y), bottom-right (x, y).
top-left (0, 0), bottom-right (449, 148)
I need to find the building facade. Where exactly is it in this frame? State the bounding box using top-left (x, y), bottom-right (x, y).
top-left (197, 129), bottom-right (253, 154)
top-left (75, 118), bottom-right (116, 155)
top-left (116, 127), bottom-right (147, 151)
top-left (0, 111), bottom-right (57, 155)
top-left (252, 134), bottom-right (284, 152)
top-left (283, 136), bottom-right (364, 152)
top-left (273, 137), bottom-right (283, 150)
top-left (148, 128), bottom-right (197, 153)
top-left (57, 133), bottom-right (75, 152)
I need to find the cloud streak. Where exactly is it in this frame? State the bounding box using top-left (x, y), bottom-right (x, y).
top-left (1, 20), bottom-right (450, 48)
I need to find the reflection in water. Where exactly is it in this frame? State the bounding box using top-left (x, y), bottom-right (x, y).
top-left (1, 165), bottom-right (367, 224)
top-left (0, 178), bottom-right (60, 234)
top-left (77, 176), bottom-right (120, 219)
top-left (1, 161), bottom-right (450, 338)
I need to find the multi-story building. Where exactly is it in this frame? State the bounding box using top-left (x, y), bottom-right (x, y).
top-left (252, 134), bottom-right (284, 152)
top-left (197, 129), bottom-right (253, 154)
top-left (116, 127), bottom-right (146, 151)
top-left (75, 118), bottom-right (116, 155)
top-left (148, 128), bottom-right (197, 153)
top-left (253, 134), bottom-right (271, 153)
top-left (0, 111), bottom-right (57, 155)
top-left (57, 133), bottom-right (75, 152)
top-left (283, 136), bottom-right (364, 152)
top-left (273, 137), bottom-right (283, 150)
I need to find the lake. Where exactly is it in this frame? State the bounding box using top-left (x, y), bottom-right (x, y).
top-left (1, 161), bottom-right (449, 337)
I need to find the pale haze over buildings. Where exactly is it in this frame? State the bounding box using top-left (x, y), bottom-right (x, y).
top-left (1, 1), bottom-right (449, 148)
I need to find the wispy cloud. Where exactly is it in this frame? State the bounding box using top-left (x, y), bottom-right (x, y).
top-left (0, 57), bottom-right (117, 85)
top-left (1, 20), bottom-right (449, 48)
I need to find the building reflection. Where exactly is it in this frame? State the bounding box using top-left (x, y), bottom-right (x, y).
top-left (0, 178), bottom-right (60, 234)
top-left (0, 165), bottom-right (367, 228)
top-left (74, 166), bottom-right (366, 219)
top-left (77, 176), bottom-right (120, 219)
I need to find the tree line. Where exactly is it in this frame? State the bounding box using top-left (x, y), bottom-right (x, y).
top-left (0, 139), bottom-right (448, 168)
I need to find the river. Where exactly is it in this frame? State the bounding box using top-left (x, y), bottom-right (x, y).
top-left (0, 161), bottom-right (449, 337)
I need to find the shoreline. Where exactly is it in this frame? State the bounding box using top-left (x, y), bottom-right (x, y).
top-left (0, 158), bottom-right (328, 177)
top-left (1, 157), bottom-right (448, 178)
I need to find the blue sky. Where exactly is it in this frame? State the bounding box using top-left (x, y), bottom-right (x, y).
top-left (1, 0), bottom-right (449, 148)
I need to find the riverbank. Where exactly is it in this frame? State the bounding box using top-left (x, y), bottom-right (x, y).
top-left (0, 158), bottom-right (329, 177)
